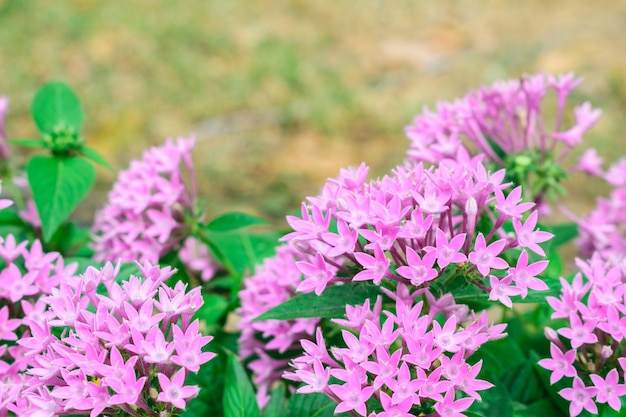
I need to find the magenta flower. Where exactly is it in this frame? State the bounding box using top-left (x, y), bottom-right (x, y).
top-left (537, 344), bottom-right (577, 384)
top-left (404, 72), bottom-right (600, 206)
top-left (329, 373), bottom-right (375, 416)
top-left (91, 137), bottom-right (219, 281)
top-left (590, 369), bottom-right (626, 411)
top-left (396, 247), bottom-right (438, 286)
top-left (513, 211), bottom-right (553, 256)
top-left (288, 294), bottom-right (503, 416)
top-left (353, 243), bottom-right (391, 284)
top-left (158, 369), bottom-right (199, 410)
top-left (559, 377), bottom-right (598, 417)
top-left (558, 313), bottom-right (598, 349)
top-left (18, 261), bottom-right (213, 416)
top-left (468, 234), bottom-right (508, 276)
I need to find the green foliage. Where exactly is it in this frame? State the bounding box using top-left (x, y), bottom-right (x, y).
top-left (27, 155), bottom-right (95, 242)
top-left (254, 282), bottom-right (382, 321)
top-left (263, 384), bottom-right (287, 417)
top-left (223, 353), bottom-right (261, 417)
top-left (286, 393), bottom-right (349, 417)
top-left (31, 81), bottom-right (84, 134)
top-left (206, 212), bottom-right (268, 232)
top-left (195, 293), bottom-right (229, 332)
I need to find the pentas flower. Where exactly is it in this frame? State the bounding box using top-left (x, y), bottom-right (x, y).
top-left (577, 157), bottom-right (626, 260)
top-left (404, 72), bottom-right (600, 205)
top-left (15, 261), bottom-right (214, 416)
top-left (286, 289), bottom-right (505, 416)
top-left (92, 136), bottom-right (218, 280)
top-left (281, 159), bottom-right (552, 309)
top-left (0, 237), bottom-right (78, 414)
top-left (540, 253), bottom-right (626, 416)
top-left (237, 243), bottom-right (320, 407)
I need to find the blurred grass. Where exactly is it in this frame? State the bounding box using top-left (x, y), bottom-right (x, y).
top-left (0, 0), bottom-right (625, 224)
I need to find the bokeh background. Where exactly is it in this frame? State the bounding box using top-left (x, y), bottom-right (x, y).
top-left (1, 0), bottom-right (625, 224)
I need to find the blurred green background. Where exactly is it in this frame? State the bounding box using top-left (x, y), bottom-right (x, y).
top-left (1, 0), bottom-right (625, 223)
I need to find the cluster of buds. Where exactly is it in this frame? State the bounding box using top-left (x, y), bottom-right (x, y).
top-left (540, 254), bottom-right (626, 416)
top-left (14, 261), bottom-right (214, 417)
top-left (404, 72), bottom-right (601, 204)
top-left (286, 289), bottom-right (506, 416)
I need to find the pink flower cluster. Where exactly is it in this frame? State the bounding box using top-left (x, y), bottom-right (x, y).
top-left (540, 254), bottom-right (626, 416)
top-left (577, 158), bottom-right (626, 260)
top-left (404, 73), bottom-right (601, 204)
top-left (238, 243), bottom-right (320, 407)
top-left (282, 159), bottom-right (552, 307)
top-left (405, 72), bottom-right (600, 164)
top-left (286, 288), bottom-right (506, 416)
top-left (0, 237), bottom-right (78, 413)
top-left (92, 137), bottom-right (211, 269)
top-left (15, 261), bottom-right (215, 417)
top-left (178, 237), bottom-right (221, 283)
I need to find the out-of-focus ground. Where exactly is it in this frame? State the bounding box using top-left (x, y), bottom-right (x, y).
top-left (0, 0), bottom-right (625, 224)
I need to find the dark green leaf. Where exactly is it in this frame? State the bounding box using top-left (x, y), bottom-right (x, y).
top-left (263, 384), bottom-right (287, 417)
top-left (501, 361), bottom-right (544, 404)
top-left (223, 353), bottom-right (260, 417)
top-left (543, 223), bottom-right (578, 248)
top-left (254, 282), bottom-right (381, 321)
top-left (8, 139), bottom-right (47, 148)
top-left (183, 355), bottom-right (227, 417)
top-left (81, 146), bottom-right (112, 170)
top-left (286, 393), bottom-right (348, 417)
top-left (206, 212), bottom-right (268, 232)
top-left (31, 81), bottom-right (84, 133)
top-left (530, 350), bottom-right (571, 416)
top-left (195, 294), bottom-right (229, 327)
top-left (27, 156), bottom-right (95, 241)
top-left (469, 372), bottom-right (514, 417)
top-left (205, 230), bottom-right (279, 277)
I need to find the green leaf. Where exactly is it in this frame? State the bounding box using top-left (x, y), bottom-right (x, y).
top-left (183, 355), bottom-right (227, 417)
top-left (542, 223), bottom-right (578, 248)
top-left (254, 282), bottom-right (381, 321)
top-left (195, 294), bottom-right (229, 328)
top-left (27, 156), bottom-right (95, 242)
top-left (263, 384), bottom-right (287, 417)
top-left (31, 81), bottom-right (84, 133)
top-left (204, 230), bottom-right (279, 277)
top-left (286, 393), bottom-right (348, 417)
top-left (223, 353), bottom-right (260, 417)
top-left (81, 146), bottom-right (112, 170)
top-left (469, 372), bottom-right (514, 417)
top-left (206, 212), bottom-right (268, 232)
top-left (8, 139), bottom-right (47, 148)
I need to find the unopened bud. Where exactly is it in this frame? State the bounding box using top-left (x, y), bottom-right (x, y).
top-left (465, 197), bottom-right (478, 217)
top-left (600, 345), bottom-right (613, 360)
top-left (544, 327), bottom-right (559, 344)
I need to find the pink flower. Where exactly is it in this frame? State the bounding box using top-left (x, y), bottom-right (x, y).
top-left (578, 148), bottom-right (603, 176)
top-left (590, 369), bottom-right (626, 411)
top-left (468, 234), bottom-right (508, 276)
top-left (329, 373), bottom-right (375, 416)
top-left (538, 343), bottom-right (577, 384)
top-left (557, 313), bottom-right (598, 348)
top-left (158, 369), bottom-right (199, 410)
top-left (559, 377), bottom-right (598, 417)
top-left (513, 211), bottom-right (553, 256)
